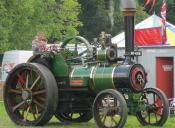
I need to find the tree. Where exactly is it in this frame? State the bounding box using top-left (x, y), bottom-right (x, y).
top-left (0, 0), bottom-right (81, 53)
top-left (78, 0), bottom-right (110, 40)
top-left (78, 0), bottom-right (148, 41)
top-left (0, 1), bottom-right (12, 51)
top-left (166, 1), bottom-right (175, 24)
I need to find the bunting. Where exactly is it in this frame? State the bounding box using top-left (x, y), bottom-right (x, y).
top-left (145, 0), bottom-right (150, 7)
top-left (144, 0), bottom-right (156, 12)
top-left (161, 0), bottom-right (167, 44)
top-left (161, 0), bottom-right (166, 26)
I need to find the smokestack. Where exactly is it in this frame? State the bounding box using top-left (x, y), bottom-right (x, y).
top-left (121, 0), bottom-right (136, 55)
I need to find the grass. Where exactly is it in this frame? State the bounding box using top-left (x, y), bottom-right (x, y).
top-left (0, 102), bottom-right (175, 128)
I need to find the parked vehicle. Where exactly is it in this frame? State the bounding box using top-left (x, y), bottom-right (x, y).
top-left (1, 50), bottom-right (33, 81)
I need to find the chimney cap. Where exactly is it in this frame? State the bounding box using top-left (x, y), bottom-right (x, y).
top-left (120, 0), bottom-right (136, 11)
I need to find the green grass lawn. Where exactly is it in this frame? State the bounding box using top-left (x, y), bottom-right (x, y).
top-left (0, 102), bottom-right (174, 128)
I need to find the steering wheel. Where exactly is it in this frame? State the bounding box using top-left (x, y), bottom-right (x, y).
top-left (61, 36), bottom-right (93, 61)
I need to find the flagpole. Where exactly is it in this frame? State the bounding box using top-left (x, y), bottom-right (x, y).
top-left (161, 24), bottom-right (164, 45)
top-left (161, 24), bottom-right (163, 45)
top-left (161, 0), bottom-right (167, 45)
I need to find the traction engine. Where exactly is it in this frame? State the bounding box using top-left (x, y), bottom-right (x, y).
top-left (3, 0), bottom-right (169, 128)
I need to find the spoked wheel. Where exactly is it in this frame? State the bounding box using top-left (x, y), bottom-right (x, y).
top-left (61, 36), bottom-right (93, 64)
top-left (93, 89), bottom-right (127, 128)
top-left (55, 112), bottom-right (92, 122)
top-left (136, 88), bottom-right (169, 126)
top-left (3, 63), bottom-right (58, 126)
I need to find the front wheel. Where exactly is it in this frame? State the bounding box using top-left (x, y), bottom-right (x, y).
top-left (93, 89), bottom-right (127, 128)
top-left (136, 88), bottom-right (169, 126)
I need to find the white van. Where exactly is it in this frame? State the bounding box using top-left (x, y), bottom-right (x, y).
top-left (1, 50), bottom-right (33, 82)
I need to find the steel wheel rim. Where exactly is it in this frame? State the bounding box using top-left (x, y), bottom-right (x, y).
top-left (139, 91), bottom-right (164, 125)
top-left (95, 93), bottom-right (122, 128)
top-left (5, 67), bottom-right (46, 123)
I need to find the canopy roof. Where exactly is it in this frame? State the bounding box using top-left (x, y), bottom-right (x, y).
top-left (112, 14), bottom-right (175, 47)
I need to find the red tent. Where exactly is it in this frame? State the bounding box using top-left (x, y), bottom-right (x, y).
top-left (112, 14), bottom-right (175, 47)
top-left (135, 27), bottom-right (162, 46)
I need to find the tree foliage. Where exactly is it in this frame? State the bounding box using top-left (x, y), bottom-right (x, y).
top-left (78, 0), bottom-right (110, 40)
top-left (78, 0), bottom-right (149, 41)
top-left (0, 0), bottom-right (81, 53)
top-left (78, 0), bottom-right (175, 42)
top-left (0, 0), bottom-right (175, 53)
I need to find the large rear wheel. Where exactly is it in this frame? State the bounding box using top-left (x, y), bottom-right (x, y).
top-left (136, 88), bottom-right (169, 126)
top-left (93, 89), bottom-right (127, 128)
top-left (3, 63), bottom-right (58, 126)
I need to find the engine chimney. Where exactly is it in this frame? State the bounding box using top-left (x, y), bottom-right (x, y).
top-left (121, 0), bottom-right (136, 62)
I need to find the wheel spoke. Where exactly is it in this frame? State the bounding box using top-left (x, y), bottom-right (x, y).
top-left (30, 76), bottom-right (41, 90)
top-left (8, 88), bottom-right (22, 94)
top-left (111, 106), bottom-right (119, 111)
top-left (141, 111), bottom-right (148, 119)
top-left (110, 116), bottom-right (113, 127)
top-left (29, 69), bottom-right (33, 83)
top-left (22, 107), bottom-right (26, 117)
top-left (37, 96), bottom-right (45, 102)
top-left (34, 81), bottom-right (43, 90)
top-left (33, 90), bottom-right (45, 95)
top-left (155, 106), bottom-right (163, 116)
top-left (32, 112), bottom-right (37, 120)
top-left (16, 82), bottom-right (24, 91)
top-left (99, 113), bottom-right (105, 120)
top-left (155, 113), bottom-right (158, 122)
top-left (153, 94), bottom-right (156, 103)
top-left (102, 115), bottom-right (107, 124)
top-left (24, 106), bottom-right (30, 121)
top-left (157, 106), bottom-right (163, 109)
top-left (154, 94), bottom-right (159, 103)
top-left (30, 106), bottom-right (37, 120)
top-left (25, 73), bottom-right (29, 89)
top-left (154, 111), bottom-right (162, 116)
top-left (70, 113), bottom-right (73, 118)
top-left (101, 107), bottom-right (108, 123)
top-left (112, 116), bottom-right (119, 125)
top-left (33, 100), bottom-right (44, 109)
top-left (99, 107), bottom-right (107, 113)
top-left (12, 101), bottom-right (25, 111)
top-left (145, 94), bottom-right (149, 104)
top-left (35, 105), bottom-right (39, 118)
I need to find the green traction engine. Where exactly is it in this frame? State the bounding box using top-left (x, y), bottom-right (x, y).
top-left (3, 0), bottom-right (169, 128)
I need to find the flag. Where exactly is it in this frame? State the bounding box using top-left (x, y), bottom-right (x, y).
top-left (150, 0), bottom-right (156, 12)
top-left (144, 0), bottom-right (156, 12)
top-left (161, 0), bottom-right (166, 26)
top-left (145, 0), bottom-right (150, 7)
top-left (161, 0), bottom-right (167, 44)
